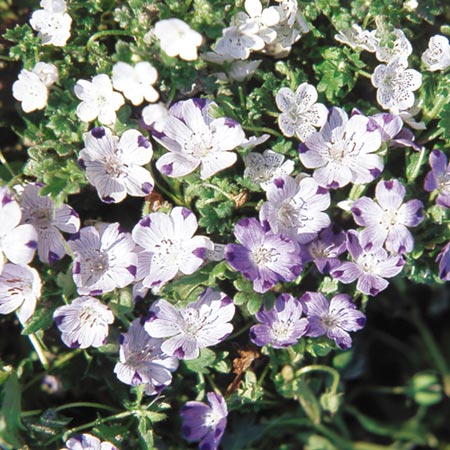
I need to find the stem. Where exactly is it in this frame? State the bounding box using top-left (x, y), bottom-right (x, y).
top-left (0, 149), bottom-right (16, 178)
top-left (154, 180), bottom-right (185, 206)
top-left (202, 183), bottom-right (234, 201)
top-left (225, 322), bottom-right (252, 341)
top-left (54, 402), bottom-right (121, 414)
top-left (86, 30), bottom-right (134, 55)
top-left (243, 125), bottom-right (282, 138)
top-left (28, 333), bottom-right (49, 370)
top-left (408, 145), bottom-right (427, 182)
top-left (257, 363), bottom-right (271, 387)
top-left (423, 93), bottom-right (447, 122)
top-left (296, 364), bottom-right (340, 394)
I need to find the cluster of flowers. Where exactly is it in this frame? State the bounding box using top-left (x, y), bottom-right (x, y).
top-left (7, 0), bottom-right (450, 448)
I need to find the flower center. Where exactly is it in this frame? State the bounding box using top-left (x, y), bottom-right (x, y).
top-left (184, 130), bottom-right (214, 159)
top-left (251, 245), bottom-right (278, 266)
top-left (204, 409), bottom-right (222, 428)
top-left (104, 154), bottom-right (125, 177)
top-left (380, 208), bottom-right (398, 227)
top-left (32, 207), bottom-right (53, 230)
top-left (271, 320), bottom-right (293, 340)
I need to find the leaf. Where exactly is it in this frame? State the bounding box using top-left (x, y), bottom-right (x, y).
top-left (184, 348), bottom-right (217, 374)
top-left (21, 305), bottom-right (55, 335)
top-left (294, 379), bottom-right (321, 425)
top-left (0, 371), bottom-right (24, 448)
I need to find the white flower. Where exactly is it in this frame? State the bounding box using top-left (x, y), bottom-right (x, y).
top-left (74, 74), bottom-right (125, 125)
top-left (141, 103), bottom-right (169, 132)
top-left (12, 70), bottom-right (48, 113)
top-left (374, 28), bottom-right (412, 63)
top-left (154, 18), bottom-right (203, 61)
top-left (239, 0), bottom-right (280, 44)
top-left (276, 83), bottom-right (328, 141)
top-left (29, 0), bottom-right (72, 47)
top-left (371, 57), bottom-right (422, 113)
top-left (112, 61), bottom-right (159, 106)
top-left (422, 35), bottom-right (450, 72)
top-left (215, 25), bottom-right (265, 60)
top-left (78, 127), bottom-right (153, 203)
top-left (32, 62), bottom-right (58, 87)
top-left (335, 24), bottom-right (378, 52)
top-left (244, 149), bottom-right (295, 190)
top-left (0, 263), bottom-right (41, 324)
top-left (228, 59), bottom-right (261, 81)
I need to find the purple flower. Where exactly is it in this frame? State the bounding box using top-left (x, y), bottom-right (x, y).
top-left (69, 223), bottom-right (137, 296)
top-left (300, 291), bottom-right (366, 350)
top-left (145, 288), bottom-right (235, 360)
top-left (259, 175), bottom-right (330, 244)
top-left (424, 149), bottom-right (450, 208)
top-left (250, 293), bottom-right (309, 348)
top-left (78, 127), bottom-right (153, 204)
top-left (155, 98), bottom-right (245, 179)
top-left (113, 318), bottom-right (178, 395)
top-left (53, 296), bottom-right (114, 348)
top-left (132, 207), bottom-right (212, 292)
top-left (436, 242), bottom-right (450, 280)
top-left (180, 392), bottom-right (228, 450)
top-left (0, 263), bottom-right (41, 324)
top-left (331, 230), bottom-right (404, 296)
top-left (351, 178), bottom-right (424, 254)
top-left (302, 225), bottom-right (346, 274)
top-left (62, 433), bottom-right (118, 450)
top-left (20, 183), bottom-right (80, 264)
top-left (0, 186), bottom-right (37, 273)
top-left (224, 217), bottom-right (302, 293)
top-left (299, 107), bottom-right (383, 189)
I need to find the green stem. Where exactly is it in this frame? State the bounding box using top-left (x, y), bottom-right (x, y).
top-left (86, 30), bottom-right (134, 54)
top-left (408, 145), bottom-right (427, 182)
top-left (225, 322), bottom-right (252, 341)
top-left (202, 182), bottom-right (234, 201)
top-left (296, 364), bottom-right (340, 394)
top-left (0, 149), bottom-right (16, 178)
top-left (154, 179), bottom-right (185, 206)
top-left (243, 125), bottom-right (282, 138)
top-left (257, 362), bottom-right (271, 387)
top-left (423, 93), bottom-right (447, 122)
top-left (28, 333), bottom-right (49, 370)
top-left (55, 402), bottom-right (121, 414)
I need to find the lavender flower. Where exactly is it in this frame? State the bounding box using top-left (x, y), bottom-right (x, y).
top-left (20, 183), bottom-right (80, 264)
top-left (250, 293), bottom-right (309, 348)
top-left (154, 99), bottom-right (245, 179)
top-left (53, 296), bottom-right (114, 349)
top-left (0, 187), bottom-right (37, 273)
top-left (300, 291), bottom-right (366, 350)
top-left (62, 433), bottom-right (117, 450)
top-left (180, 392), bottom-right (228, 450)
top-left (79, 127), bottom-right (153, 204)
top-left (131, 207), bottom-right (212, 292)
top-left (145, 288), bottom-right (235, 360)
top-left (351, 179), bottom-right (424, 254)
top-left (224, 217), bottom-right (302, 293)
top-left (331, 230), bottom-right (404, 296)
top-left (424, 149), bottom-right (450, 208)
top-left (299, 107), bottom-right (383, 189)
top-left (259, 175), bottom-right (330, 244)
top-left (0, 263), bottom-right (41, 324)
top-left (114, 318), bottom-right (178, 395)
top-left (69, 223), bottom-right (137, 296)
top-left (436, 242), bottom-right (450, 281)
top-left (303, 225), bottom-right (346, 274)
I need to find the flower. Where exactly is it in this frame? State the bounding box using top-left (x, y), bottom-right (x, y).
top-left (141, 103), bottom-right (169, 133)
top-left (424, 149), bottom-right (450, 208)
top-left (259, 175), bottom-right (330, 244)
top-left (243, 149), bottom-right (294, 190)
top-left (276, 83), bottom-right (328, 141)
top-left (180, 392), bottom-right (228, 450)
top-left (30, 0), bottom-right (72, 47)
top-left (303, 224), bottom-right (346, 274)
top-left (112, 61), bottom-right (159, 106)
top-left (53, 296), bottom-right (114, 349)
top-left (422, 35), bottom-right (450, 71)
top-left (78, 127), bottom-right (153, 203)
top-left (132, 207), bottom-right (212, 292)
top-left (0, 263), bottom-right (41, 324)
top-left (154, 99), bottom-right (245, 179)
top-left (153, 18), bottom-right (203, 61)
top-left (20, 183), bottom-right (80, 264)
top-left (145, 288), bottom-right (235, 360)
top-left (214, 25), bottom-right (265, 60)
top-left (334, 24), bottom-right (378, 52)
top-left (351, 179), bottom-right (424, 253)
top-left (250, 293), bottom-right (309, 348)
top-left (371, 57), bottom-right (422, 113)
top-left (61, 433), bottom-right (118, 450)
top-left (12, 62), bottom-right (57, 113)
top-left (374, 28), bottom-right (412, 63)
top-left (436, 242), bottom-right (450, 281)
top-left (74, 74), bottom-right (125, 125)
top-left (224, 217), bottom-right (302, 293)
top-left (69, 223), bottom-right (137, 296)
top-left (114, 318), bottom-right (178, 395)
top-left (0, 187), bottom-right (37, 273)
top-left (331, 230), bottom-right (404, 296)
top-left (299, 107), bottom-right (383, 188)
top-left (300, 291), bottom-right (366, 350)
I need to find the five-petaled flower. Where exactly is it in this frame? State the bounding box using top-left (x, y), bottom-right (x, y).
top-left (424, 149), bottom-right (450, 208)
top-left (250, 293), bottom-right (309, 348)
top-left (78, 127), bottom-right (153, 204)
top-left (422, 35), bottom-right (450, 72)
top-left (180, 392), bottom-right (228, 450)
top-left (145, 288), bottom-right (235, 360)
top-left (61, 433), bottom-right (118, 450)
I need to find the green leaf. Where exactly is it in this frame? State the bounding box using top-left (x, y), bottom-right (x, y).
top-left (21, 305), bottom-right (55, 335)
top-left (184, 348), bottom-right (217, 374)
top-left (294, 379), bottom-right (321, 424)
